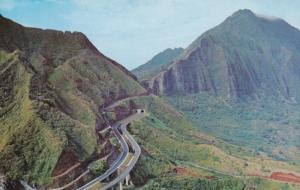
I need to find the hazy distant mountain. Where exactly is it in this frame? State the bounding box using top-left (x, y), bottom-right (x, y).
top-left (132, 47), bottom-right (183, 81)
top-left (149, 9), bottom-right (300, 101)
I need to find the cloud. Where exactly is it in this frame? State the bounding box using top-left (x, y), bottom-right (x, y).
top-left (0, 0), bottom-right (16, 10)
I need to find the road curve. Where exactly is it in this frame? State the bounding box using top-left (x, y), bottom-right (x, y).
top-left (77, 123), bottom-right (129, 190)
top-left (100, 113), bottom-right (143, 190)
top-left (77, 113), bottom-right (143, 190)
top-left (103, 94), bottom-right (154, 111)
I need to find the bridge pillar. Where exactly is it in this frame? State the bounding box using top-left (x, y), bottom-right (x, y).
top-left (118, 180), bottom-right (123, 190)
top-left (125, 175), bottom-right (130, 186)
top-left (116, 168), bottom-right (123, 190)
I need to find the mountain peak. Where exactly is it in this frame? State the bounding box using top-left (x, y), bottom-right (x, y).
top-left (148, 10), bottom-right (300, 99)
top-left (232, 9), bottom-right (255, 17)
top-left (225, 9), bottom-right (258, 24)
top-left (229, 9), bottom-right (284, 23)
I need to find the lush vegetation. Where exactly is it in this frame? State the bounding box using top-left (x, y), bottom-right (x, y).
top-left (0, 51), bottom-right (64, 184)
top-left (88, 160), bottom-right (107, 176)
top-left (117, 96), bottom-right (300, 189)
top-left (139, 177), bottom-right (245, 190)
top-left (0, 47), bottom-right (144, 185)
top-left (166, 93), bottom-right (300, 164)
top-left (249, 178), bottom-right (300, 190)
top-left (0, 16), bottom-right (147, 187)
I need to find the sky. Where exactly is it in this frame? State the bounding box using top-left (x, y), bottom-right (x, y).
top-left (1, 0), bottom-right (300, 70)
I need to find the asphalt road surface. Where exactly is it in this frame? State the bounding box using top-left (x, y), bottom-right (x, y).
top-left (77, 113), bottom-right (144, 190)
top-left (100, 113), bottom-right (143, 190)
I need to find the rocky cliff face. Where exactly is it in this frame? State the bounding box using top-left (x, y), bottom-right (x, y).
top-left (0, 15), bottom-right (145, 186)
top-left (149, 10), bottom-right (300, 100)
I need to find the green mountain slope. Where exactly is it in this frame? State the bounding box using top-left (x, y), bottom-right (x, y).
top-left (143, 9), bottom-right (300, 165)
top-left (167, 93), bottom-right (300, 162)
top-left (132, 48), bottom-right (183, 81)
top-left (107, 96), bottom-right (300, 189)
top-left (0, 15), bottom-right (145, 186)
top-left (0, 51), bottom-right (64, 185)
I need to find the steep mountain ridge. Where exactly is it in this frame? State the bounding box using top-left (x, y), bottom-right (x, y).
top-left (0, 14), bottom-right (137, 80)
top-left (148, 9), bottom-right (300, 101)
top-left (135, 9), bottom-right (300, 166)
top-left (0, 15), bottom-right (145, 186)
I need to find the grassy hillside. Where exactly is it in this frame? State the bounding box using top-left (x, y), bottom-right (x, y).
top-left (166, 93), bottom-right (300, 164)
top-left (0, 49), bottom-right (144, 186)
top-left (111, 96), bottom-right (300, 189)
top-left (138, 177), bottom-right (300, 190)
top-left (48, 50), bottom-right (144, 127)
top-left (0, 15), bottom-right (146, 187)
top-left (0, 51), bottom-right (65, 184)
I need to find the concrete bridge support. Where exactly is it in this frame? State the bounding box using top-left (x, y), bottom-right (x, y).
top-left (115, 174), bottom-right (132, 190)
top-left (118, 180), bottom-right (123, 190)
top-left (116, 168), bottom-right (123, 190)
top-left (125, 175), bottom-right (130, 186)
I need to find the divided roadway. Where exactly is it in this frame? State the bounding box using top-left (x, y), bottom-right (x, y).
top-left (77, 113), bottom-right (144, 190)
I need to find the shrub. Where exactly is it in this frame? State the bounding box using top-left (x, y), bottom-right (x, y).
top-left (88, 160), bottom-right (107, 176)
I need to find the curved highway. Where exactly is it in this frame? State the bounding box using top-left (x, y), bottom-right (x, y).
top-left (77, 123), bottom-right (128, 190)
top-left (77, 113), bottom-right (144, 190)
top-left (100, 114), bottom-right (143, 190)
